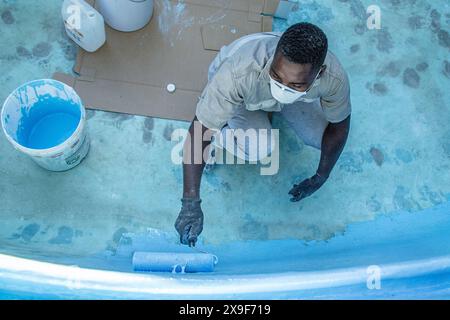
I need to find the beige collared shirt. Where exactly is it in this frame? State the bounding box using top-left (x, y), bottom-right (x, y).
top-left (196, 32), bottom-right (352, 130)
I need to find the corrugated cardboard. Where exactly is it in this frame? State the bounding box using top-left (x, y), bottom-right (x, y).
top-left (53, 0), bottom-right (281, 121)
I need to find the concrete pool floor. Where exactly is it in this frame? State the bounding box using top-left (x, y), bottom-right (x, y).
top-left (1, 0), bottom-right (449, 272)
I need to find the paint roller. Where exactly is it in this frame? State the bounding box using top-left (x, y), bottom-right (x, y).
top-left (132, 251), bottom-right (219, 273)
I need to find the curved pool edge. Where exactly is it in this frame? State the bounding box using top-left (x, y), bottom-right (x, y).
top-left (1, 252), bottom-right (450, 299)
top-left (1, 201), bottom-right (450, 299)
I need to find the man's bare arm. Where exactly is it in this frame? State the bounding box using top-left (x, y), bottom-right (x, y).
top-left (182, 117), bottom-right (212, 198)
top-left (175, 117), bottom-right (212, 246)
top-left (289, 115), bottom-right (351, 202)
top-left (317, 114), bottom-right (351, 179)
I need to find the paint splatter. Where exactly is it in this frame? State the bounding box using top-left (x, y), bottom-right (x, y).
top-left (428, 9), bottom-right (450, 50)
top-left (163, 124), bottom-right (174, 141)
top-left (16, 46), bottom-right (32, 59)
top-left (221, 181), bottom-right (232, 192)
top-left (108, 112), bottom-right (133, 121)
top-left (38, 58), bottom-right (50, 68)
top-left (403, 68), bottom-right (420, 88)
top-left (20, 223), bottom-right (40, 242)
top-left (58, 40), bottom-right (77, 61)
top-left (438, 30), bottom-right (450, 49)
top-left (375, 29), bottom-right (394, 53)
top-left (389, 0), bottom-right (403, 8)
top-left (108, 112), bottom-right (134, 129)
top-left (157, 0), bottom-right (196, 46)
top-left (239, 214), bottom-right (269, 240)
top-left (32, 42), bottom-right (52, 58)
top-left (408, 15), bottom-right (424, 30)
top-left (430, 9), bottom-right (441, 32)
top-left (369, 83), bottom-right (388, 96)
top-left (419, 185), bottom-right (444, 205)
top-left (338, 152), bottom-right (364, 173)
top-left (347, 0), bottom-right (367, 22)
top-left (354, 23), bottom-right (366, 35)
top-left (415, 62), bottom-right (428, 72)
top-left (1, 9), bottom-right (14, 24)
top-left (366, 196), bottom-right (382, 212)
top-left (350, 44), bottom-right (360, 53)
top-left (443, 60), bottom-right (450, 79)
top-left (370, 147), bottom-right (384, 166)
top-left (142, 117), bottom-right (154, 144)
top-left (204, 170), bottom-right (224, 190)
top-left (378, 61), bottom-right (401, 77)
top-left (286, 0), bottom-right (334, 25)
top-left (48, 226), bottom-right (74, 244)
top-left (393, 186), bottom-right (421, 212)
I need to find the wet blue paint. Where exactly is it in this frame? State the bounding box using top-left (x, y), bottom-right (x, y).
top-left (17, 97), bottom-right (80, 149)
top-left (26, 112), bottom-right (79, 149)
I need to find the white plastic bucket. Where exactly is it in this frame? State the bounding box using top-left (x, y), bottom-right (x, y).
top-left (1, 79), bottom-right (90, 172)
top-left (97, 0), bottom-right (154, 32)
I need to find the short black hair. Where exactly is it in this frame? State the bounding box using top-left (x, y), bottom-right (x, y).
top-left (276, 22), bottom-right (328, 70)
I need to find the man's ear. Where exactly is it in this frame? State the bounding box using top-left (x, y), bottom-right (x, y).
top-left (318, 65), bottom-right (327, 77)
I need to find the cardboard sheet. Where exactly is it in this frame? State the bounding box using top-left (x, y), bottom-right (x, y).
top-left (53, 0), bottom-right (281, 121)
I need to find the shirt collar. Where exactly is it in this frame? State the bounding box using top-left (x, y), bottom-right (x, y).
top-left (258, 54), bottom-right (274, 82)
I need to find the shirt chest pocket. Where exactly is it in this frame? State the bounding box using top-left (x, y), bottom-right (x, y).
top-left (244, 83), bottom-right (281, 112)
top-left (245, 98), bottom-right (281, 112)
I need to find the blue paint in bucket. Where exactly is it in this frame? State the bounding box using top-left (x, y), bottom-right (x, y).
top-left (1, 79), bottom-right (90, 171)
top-left (17, 97), bottom-right (81, 150)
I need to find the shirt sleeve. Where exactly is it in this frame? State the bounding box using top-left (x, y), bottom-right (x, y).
top-left (195, 59), bottom-right (243, 130)
top-left (320, 71), bottom-right (352, 123)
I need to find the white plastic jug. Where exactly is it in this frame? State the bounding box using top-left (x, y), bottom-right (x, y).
top-left (62, 0), bottom-right (106, 52)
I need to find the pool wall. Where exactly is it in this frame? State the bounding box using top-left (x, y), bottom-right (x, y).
top-left (1, 201), bottom-right (449, 299)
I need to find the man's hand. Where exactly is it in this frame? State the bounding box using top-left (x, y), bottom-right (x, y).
top-left (175, 198), bottom-right (204, 247)
top-left (289, 116), bottom-right (350, 203)
top-left (288, 174), bottom-right (327, 202)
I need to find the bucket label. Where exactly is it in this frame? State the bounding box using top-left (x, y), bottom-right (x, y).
top-left (66, 152), bottom-right (81, 166)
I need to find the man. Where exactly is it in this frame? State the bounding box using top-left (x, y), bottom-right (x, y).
top-left (175, 23), bottom-right (351, 246)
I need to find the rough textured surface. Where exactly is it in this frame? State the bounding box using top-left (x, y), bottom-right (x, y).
top-left (32, 42), bottom-right (52, 58)
top-left (403, 68), bottom-right (421, 88)
top-left (0, 0), bottom-right (449, 265)
top-left (1, 9), bottom-right (14, 25)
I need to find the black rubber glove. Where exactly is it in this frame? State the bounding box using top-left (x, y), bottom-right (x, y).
top-left (289, 173), bottom-right (328, 202)
top-left (175, 198), bottom-right (204, 247)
